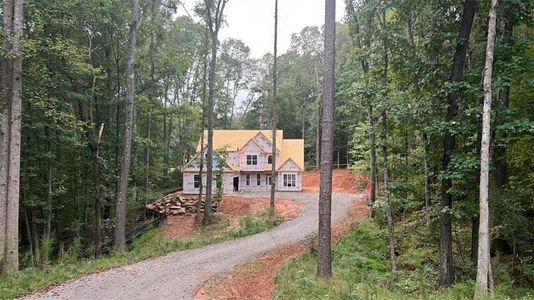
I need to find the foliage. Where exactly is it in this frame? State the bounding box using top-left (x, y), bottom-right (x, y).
top-left (275, 222), bottom-right (534, 299)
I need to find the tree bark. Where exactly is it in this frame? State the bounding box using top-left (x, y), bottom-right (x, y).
top-left (317, 0), bottom-right (335, 279)
top-left (0, 0), bottom-right (14, 272)
top-left (368, 105), bottom-right (377, 206)
top-left (203, 0), bottom-right (228, 225)
top-left (196, 26), bottom-right (209, 224)
top-left (423, 132), bottom-right (431, 208)
top-left (474, 0), bottom-right (498, 297)
top-left (114, 0), bottom-right (139, 250)
top-left (270, 0), bottom-right (278, 214)
top-left (440, 0), bottom-right (476, 287)
top-left (94, 124), bottom-right (104, 257)
top-left (0, 0), bottom-right (23, 274)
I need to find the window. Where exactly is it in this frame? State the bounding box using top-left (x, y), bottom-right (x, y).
top-left (246, 174), bottom-right (250, 186)
top-left (246, 155), bottom-right (258, 165)
top-left (283, 174), bottom-right (296, 187)
top-left (266, 175), bottom-right (272, 186)
top-left (257, 174), bottom-right (261, 186)
top-left (194, 175), bottom-right (200, 188)
top-left (267, 155), bottom-right (273, 164)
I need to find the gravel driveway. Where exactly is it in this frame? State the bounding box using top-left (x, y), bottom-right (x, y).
top-left (27, 192), bottom-right (365, 300)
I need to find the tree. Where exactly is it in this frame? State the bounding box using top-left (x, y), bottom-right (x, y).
top-left (317, 0), bottom-right (335, 278)
top-left (440, 0), bottom-right (476, 286)
top-left (114, 0), bottom-right (139, 250)
top-left (200, 0), bottom-right (229, 225)
top-left (474, 0), bottom-right (499, 297)
top-left (0, 0), bottom-right (24, 274)
top-left (270, 0), bottom-right (278, 215)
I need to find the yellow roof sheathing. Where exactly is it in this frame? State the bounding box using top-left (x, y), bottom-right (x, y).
top-left (195, 130), bottom-right (304, 171)
top-left (278, 139), bottom-right (304, 171)
top-left (196, 130), bottom-right (284, 152)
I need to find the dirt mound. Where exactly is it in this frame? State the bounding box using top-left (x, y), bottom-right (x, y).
top-left (163, 196), bottom-right (301, 238)
top-left (302, 169), bottom-right (364, 194)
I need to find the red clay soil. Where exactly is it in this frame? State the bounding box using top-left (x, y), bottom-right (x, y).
top-left (163, 197), bottom-right (301, 238)
top-left (302, 169), bottom-right (364, 194)
top-left (198, 200), bottom-right (370, 300)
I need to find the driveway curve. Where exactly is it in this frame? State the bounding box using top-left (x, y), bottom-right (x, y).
top-left (27, 192), bottom-right (365, 300)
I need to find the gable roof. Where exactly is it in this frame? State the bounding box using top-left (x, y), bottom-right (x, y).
top-left (196, 130), bottom-right (284, 152)
top-left (277, 139), bottom-right (305, 171)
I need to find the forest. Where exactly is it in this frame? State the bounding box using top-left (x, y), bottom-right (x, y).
top-left (0, 0), bottom-right (533, 299)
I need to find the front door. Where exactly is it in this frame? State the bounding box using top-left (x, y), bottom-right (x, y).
top-left (233, 177), bottom-right (239, 192)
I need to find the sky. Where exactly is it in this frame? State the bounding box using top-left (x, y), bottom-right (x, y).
top-left (177, 0), bottom-right (346, 58)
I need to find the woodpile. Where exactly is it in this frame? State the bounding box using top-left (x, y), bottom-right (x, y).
top-left (146, 193), bottom-right (219, 216)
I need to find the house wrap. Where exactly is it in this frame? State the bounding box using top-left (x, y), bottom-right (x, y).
top-left (182, 130), bottom-right (304, 194)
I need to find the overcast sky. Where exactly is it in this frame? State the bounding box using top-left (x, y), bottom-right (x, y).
top-left (177, 0), bottom-right (346, 58)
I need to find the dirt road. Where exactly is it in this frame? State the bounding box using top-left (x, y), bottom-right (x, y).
top-left (26, 191), bottom-right (365, 300)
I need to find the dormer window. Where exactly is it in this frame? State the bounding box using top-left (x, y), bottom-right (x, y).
top-left (246, 155), bottom-right (258, 165)
top-left (268, 155), bottom-right (273, 164)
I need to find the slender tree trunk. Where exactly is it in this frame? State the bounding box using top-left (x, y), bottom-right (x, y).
top-left (423, 132), bottom-right (431, 208)
top-left (368, 105), bottom-right (377, 206)
top-left (0, 0), bottom-right (14, 269)
top-left (203, 0), bottom-right (228, 225)
top-left (94, 124), bottom-right (104, 257)
top-left (440, 0), bottom-right (476, 287)
top-left (475, 0), bottom-right (498, 297)
top-left (196, 26), bottom-right (209, 224)
top-left (378, 12), bottom-right (397, 275)
top-left (45, 127), bottom-right (53, 239)
top-left (382, 111), bottom-right (397, 275)
top-left (115, 0), bottom-right (139, 250)
top-left (270, 0), bottom-right (278, 214)
top-left (0, 0), bottom-right (23, 273)
top-left (317, 0), bottom-right (335, 279)
top-left (145, 0), bottom-right (157, 200)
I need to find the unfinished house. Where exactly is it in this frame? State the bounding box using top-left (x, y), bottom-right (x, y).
top-left (182, 130), bottom-right (304, 194)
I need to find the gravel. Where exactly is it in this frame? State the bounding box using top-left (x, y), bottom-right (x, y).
top-left (26, 192), bottom-right (366, 300)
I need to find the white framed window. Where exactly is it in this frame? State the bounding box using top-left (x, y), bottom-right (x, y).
top-left (267, 155), bottom-right (273, 164)
top-left (266, 175), bottom-right (272, 186)
top-left (283, 174), bottom-right (296, 187)
top-left (194, 175), bottom-right (200, 188)
top-left (246, 174), bottom-right (250, 186)
top-left (246, 155), bottom-right (258, 165)
top-left (257, 174), bottom-right (261, 186)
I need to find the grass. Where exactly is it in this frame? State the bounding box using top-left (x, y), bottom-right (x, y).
top-left (274, 221), bottom-right (534, 300)
top-left (0, 209), bottom-right (283, 299)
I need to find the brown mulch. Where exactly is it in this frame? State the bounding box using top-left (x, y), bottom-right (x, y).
top-left (163, 196), bottom-right (301, 238)
top-left (198, 199), bottom-right (370, 300)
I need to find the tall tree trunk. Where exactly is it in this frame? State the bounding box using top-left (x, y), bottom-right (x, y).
top-left (270, 0), bottom-right (278, 214)
top-left (45, 127), bottom-right (53, 239)
top-left (94, 124), bottom-right (104, 257)
top-left (203, 0), bottom-right (228, 225)
top-left (114, 0), bottom-right (139, 250)
top-left (423, 132), bottom-right (431, 208)
top-left (474, 0), bottom-right (498, 297)
top-left (440, 0), bottom-right (476, 287)
top-left (0, 0), bottom-right (14, 269)
top-left (382, 111), bottom-right (397, 275)
top-left (368, 105), bottom-right (377, 206)
top-left (378, 10), bottom-right (397, 275)
top-left (0, 0), bottom-right (23, 274)
top-left (317, 0), bottom-right (335, 279)
top-left (196, 26), bottom-right (209, 224)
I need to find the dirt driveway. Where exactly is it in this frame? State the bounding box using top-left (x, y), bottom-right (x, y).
top-left (25, 191), bottom-right (365, 300)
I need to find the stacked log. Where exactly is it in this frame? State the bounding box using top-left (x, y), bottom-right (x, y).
top-left (146, 193), bottom-right (219, 216)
